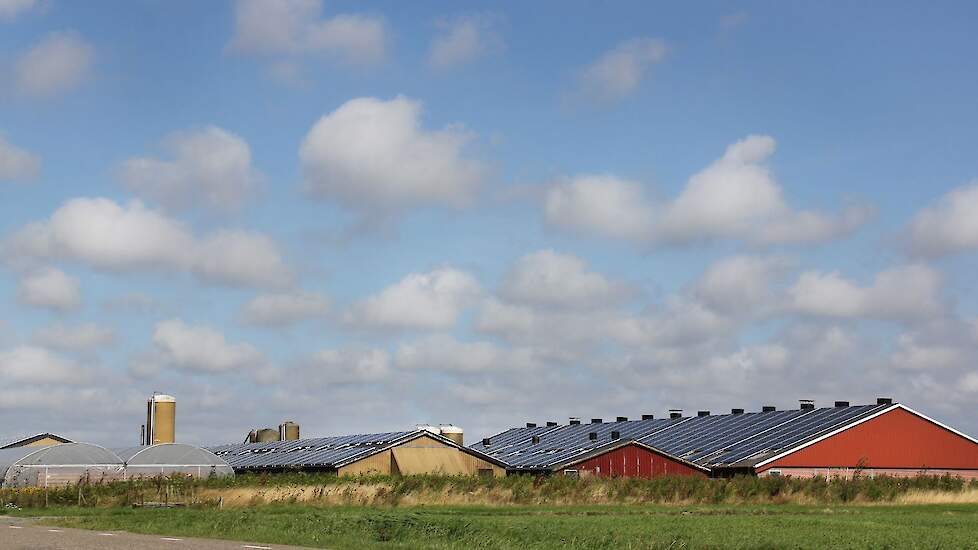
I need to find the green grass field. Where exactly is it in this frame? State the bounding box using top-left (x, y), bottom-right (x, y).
top-left (13, 503), bottom-right (978, 549)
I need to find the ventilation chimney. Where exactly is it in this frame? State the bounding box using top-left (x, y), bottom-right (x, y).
top-left (877, 397), bottom-right (893, 405)
top-left (531, 435), bottom-right (541, 445)
top-left (569, 418), bottom-right (581, 425)
top-left (526, 422), bottom-right (537, 428)
top-left (697, 410), bottom-right (710, 417)
top-left (616, 416), bottom-right (628, 422)
top-left (669, 409), bottom-right (683, 419)
top-left (611, 431), bottom-right (621, 440)
top-left (731, 408), bottom-right (745, 415)
top-left (591, 418), bottom-right (603, 424)
top-left (546, 421), bottom-right (558, 427)
top-left (835, 401), bottom-right (849, 407)
top-left (588, 432), bottom-right (598, 441)
top-left (762, 405), bottom-right (776, 412)
top-left (799, 399), bottom-right (815, 410)
top-left (482, 438), bottom-right (491, 446)
top-left (642, 414), bottom-right (654, 420)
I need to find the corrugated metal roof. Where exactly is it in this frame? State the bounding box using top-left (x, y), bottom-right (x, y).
top-left (472, 403), bottom-right (891, 471)
top-left (207, 430), bottom-right (423, 470)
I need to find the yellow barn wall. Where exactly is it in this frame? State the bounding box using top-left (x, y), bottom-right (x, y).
top-left (337, 450), bottom-right (393, 476)
top-left (338, 434), bottom-right (504, 477)
top-left (25, 437), bottom-right (65, 447)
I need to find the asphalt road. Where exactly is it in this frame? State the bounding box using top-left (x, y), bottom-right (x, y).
top-left (0, 516), bottom-right (319, 549)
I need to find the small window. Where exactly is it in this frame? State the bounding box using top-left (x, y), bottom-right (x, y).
top-left (478, 468), bottom-right (494, 477)
top-left (563, 469), bottom-right (579, 477)
top-left (768, 470), bottom-right (782, 477)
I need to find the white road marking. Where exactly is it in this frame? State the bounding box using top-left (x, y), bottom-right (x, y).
top-left (47, 529), bottom-right (62, 532)
top-left (161, 537), bottom-right (183, 541)
top-left (8, 525), bottom-right (23, 529)
top-left (99, 532), bottom-right (117, 536)
top-left (242, 546), bottom-right (272, 549)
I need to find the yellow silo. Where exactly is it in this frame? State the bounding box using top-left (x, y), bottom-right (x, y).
top-left (279, 421), bottom-right (300, 441)
top-left (439, 425), bottom-right (464, 446)
top-left (145, 394), bottom-right (176, 444)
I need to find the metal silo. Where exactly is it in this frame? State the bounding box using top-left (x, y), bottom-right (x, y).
top-left (439, 425), bottom-right (464, 446)
top-left (279, 421), bottom-right (300, 441)
top-left (145, 393), bottom-right (176, 445)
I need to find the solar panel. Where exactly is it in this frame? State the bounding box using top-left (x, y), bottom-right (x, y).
top-left (207, 430), bottom-right (417, 470)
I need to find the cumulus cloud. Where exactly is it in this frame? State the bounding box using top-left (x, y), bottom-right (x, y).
top-left (33, 322), bottom-right (115, 352)
top-left (295, 347), bottom-right (391, 384)
top-left (5, 198), bottom-right (292, 288)
top-left (152, 319), bottom-right (264, 373)
top-left (300, 96), bottom-right (486, 214)
top-left (693, 255), bottom-right (790, 314)
top-left (0, 0), bottom-right (38, 20)
top-left (428, 14), bottom-right (503, 69)
top-left (240, 291), bottom-right (330, 326)
top-left (395, 334), bottom-right (540, 374)
top-left (500, 249), bottom-right (631, 309)
top-left (120, 126), bottom-right (260, 211)
top-left (905, 181), bottom-right (978, 257)
top-left (346, 267), bottom-right (481, 330)
top-left (544, 136), bottom-right (871, 247)
top-left (17, 267), bottom-right (80, 312)
top-left (788, 264), bottom-right (943, 321)
top-left (576, 38), bottom-right (667, 102)
top-left (0, 346), bottom-right (85, 384)
top-left (14, 31), bottom-right (95, 97)
top-left (228, 0), bottom-right (386, 65)
top-left (0, 134), bottom-right (41, 182)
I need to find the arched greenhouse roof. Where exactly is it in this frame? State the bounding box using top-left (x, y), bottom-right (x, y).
top-left (115, 443), bottom-right (230, 467)
top-left (0, 443), bottom-right (123, 479)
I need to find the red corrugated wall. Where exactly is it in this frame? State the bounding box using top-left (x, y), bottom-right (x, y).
top-left (567, 444), bottom-right (706, 478)
top-left (759, 407), bottom-right (978, 473)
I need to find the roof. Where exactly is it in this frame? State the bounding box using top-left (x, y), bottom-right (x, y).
top-left (0, 433), bottom-right (73, 449)
top-left (115, 443), bottom-right (230, 467)
top-left (0, 443), bottom-right (122, 480)
top-left (552, 439), bottom-right (711, 473)
top-left (208, 429), bottom-right (506, 471)
top-left (472, 402), bottom-right (894, 471)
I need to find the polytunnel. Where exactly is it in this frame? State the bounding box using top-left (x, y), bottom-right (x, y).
top-left (0, 443), bottom-right (124, 488)
top-left (116, 443), bottom-right (234, 479)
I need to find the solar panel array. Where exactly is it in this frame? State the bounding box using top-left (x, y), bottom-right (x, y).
top-left (207, 430), bottom-right (417, 470)
top-left (472, 403), bottom-right (891, 471)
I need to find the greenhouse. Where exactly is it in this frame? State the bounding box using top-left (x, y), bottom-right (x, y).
top-left (0, 443), bottom-right (124, 488)
top-left (116, 443), bottom-right (233, 479)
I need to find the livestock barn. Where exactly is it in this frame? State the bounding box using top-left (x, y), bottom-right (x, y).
top-left (476, 399), bottom-right (978, 479)
top-left (209, 428), bottom-right (507, 477)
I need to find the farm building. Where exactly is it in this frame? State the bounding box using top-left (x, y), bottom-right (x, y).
top-left (0, 433), bottom-right (72, 449)
top-left (116, 443), bottom-right (234, 480)
top-left (475, 400), bottom-right (978, 479)
top-left (209, 428), bottom-right (506, 477)
top-left (0, 443), bottom-right (124, 488)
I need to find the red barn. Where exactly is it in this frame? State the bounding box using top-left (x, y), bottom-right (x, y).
top-left (554, 440), bottom-right (708, 478)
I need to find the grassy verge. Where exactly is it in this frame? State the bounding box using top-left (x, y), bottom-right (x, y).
top-left (11, 503), bottom-right (978, 549)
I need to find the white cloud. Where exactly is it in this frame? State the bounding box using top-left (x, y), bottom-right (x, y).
top-left (890, 333), bottom-right (966, 370)
top-left (906, 181), bottom-right (978, 257)
top-left (228, 0), bottom-right (386, 65)
top-left (297, 347), bottom-right (391, 384)
top-left (5, 198), bottom-right (292, 288)
top-left (17, 267), bottom-right (80, 312)
top-left (300, 96), bottom-right (485, 213)
top-left (14, 31), bottom-right (95, 97)
top-left (428, 15), bottom-right (502, 69)
top-left (693, 255), bottom-right (789, 314)
top-left (576, 38), bottom-right (667, 102)
top-left (500, 249), bottom-right (631, 309)
top-left (545, 136), bottom-right (871, 246)
top-left (346, 267), bottom-right (481, 330)
top-left (0, 133), bottom-right (40, 182)
top-left (0, 0), bottom-right (38, 20)
top-left (33, 322), bottom-right (115, 352)
top-left (395, 334), bottom-right (541, 374)
top-left (0, 346), bottom-right (85, 384)
top-left (152, 319), bottom-right (264, 373)
top-left (788, 264), bottom-right (943, 320)
top-left (240, 291), bottom-right (330, 326)
top-left (120, 126), bottom-right (260, 211)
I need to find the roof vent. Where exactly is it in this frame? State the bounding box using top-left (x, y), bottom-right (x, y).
top-left (531, 435), bottom-right (541, 445)
top-left (526, 422), bottom-right (537, 428)
top-left (731, 408), bottom-right (744, 415)
top-left (762, 406), bottom-right (776, 412)
top-left (611, 431), bottom-right (621, 440)
top-left (569, 418), bottom-right (581, 425)
top-left (669, 409), bottom-right (683, 419)
top-left (877, 397), bottom-right (893, 405)
top-left (616, 416), bottom-right (628, 422)
top-left (697, 410), bottom-right (710, 417)
top-left (546, 421), bottom-right (558, 427)
top-left (591, 418), bottom-right (603, 424)
top-left (482, 438), bottom-right (491, 446)
top-left (799, 399), bottom-right (815, 410)
top-left (642, 414), bottom-right (654, 420)
top-left (588, 432), bottom-right (598, 441)
top-left (835, 401), bottom-right (849, 407)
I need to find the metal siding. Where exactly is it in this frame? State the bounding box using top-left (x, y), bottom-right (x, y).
top-left (760, 408), bottom-right (978, 472)
top-left (570, 445), bottom-right (706, 479)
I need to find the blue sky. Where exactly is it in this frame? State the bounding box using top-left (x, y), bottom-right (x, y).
top-left (2, 0), bottom-right (978, 446)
